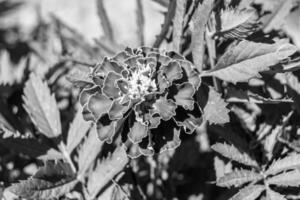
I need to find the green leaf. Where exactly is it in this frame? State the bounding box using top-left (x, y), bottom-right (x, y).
top-left (87, 147), bottom-right (129, 199)
top-left (212, 142), bottom-right (258, 167)
top-left (76, 126), bottom-right (104, 175)
top-left (172, 0), bottom-right (186, 52)
top-left (8, 160), bottom-right (77, 200)
top-left (23, 73), bottom-right (62, 138)
top-left (191, 0), bottom-right (214, 71)
top-left (229, 185), bottom-right (265, 200)
top-left (153, 0), bottom-right (176, 48)
top-left (217, 169), bottom-right (263, 188)
top-left (214, 156), bottom-right (233, 180)
top-left (226, 87), bottom-right (293, 104)
top-left (267, 169), bottom-right (300, 187)
top-left (66, 106), bottom-right (91, 154)
top-left (0, 125), bottom-right (63, 160)
top-left (201, 40), bottom-right (297, 84)
top-left (266, 153), bottom-right (300, 175)
top-left (262, 0), bottom-right (295, 33)
top-left (203, 86), bottom-right (230, 124)
top-left (208, 7), bottom-right (258, 40)
top-left (285, 72), bottom-right (300, 114)
top-left (266, 188), bottom-right (287, 200)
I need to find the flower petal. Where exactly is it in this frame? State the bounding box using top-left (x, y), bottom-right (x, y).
top-left (139, 47), bottom-right (160, 56)
top-left (174, 83), bottom-right (195, 110)
top-left (102, 72), bottom-right (122, 99)
top-left (152, 96), bottom-right (176, 121)
top-left (173, 103), bottom-right (203, 134)
top-left (124, 55), bottom-right (143, 68)
top-left (79, 86), bottom-right (99, 106)
top-left (112, 47), bottom-right (133, 62)
top-left (148, 113), bottom-right (161, 129)
top-left (147, 52), bottom-right (171, 65)
top-left (178, 60), bottom-right (201, 88)
top-left (116, 79), bottom-right (129, 94)
top-left (88, 93), bottom-right (112, 120)
top-left (96, 114), bottom-right (116, 143)
top-left (108, 99), bottom-right (131, 120)
top-left (160, 61), bottom-right (183, 84)
top-left (128, 121), bottom-right (149, 144)
top-left (82, 104), bottom-right (94, 121)
top-left (94, 57), bottom-right (124, 76)
top-left (157, 74), bottom-right (169, 92)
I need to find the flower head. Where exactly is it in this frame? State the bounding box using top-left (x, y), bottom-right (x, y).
top-left (79, 47), bottom-right (202, 158)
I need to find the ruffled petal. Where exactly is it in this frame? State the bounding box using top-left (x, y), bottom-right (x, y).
top-left (124, 55), bottom-right (143, 68)
top-left (112, 47), bottom-right (133, 62)
top-left (152, 96), bottom-right (176, 121)
top-left (139, 47), bottom-right (160, 56)
top-left (102, 72), bottom-right (122, 99)
top-left (173, 103), bottom-right (203, 134)
top-left (178, 60), bottom-right (201, 88)
top-left (116, 79), bottom-right (129, 95)
top-left (157, 73), bottom-right (169, 92)
top-left (160, 61), bottom-right (183, 84)
top-left (79, 86), bottom-right (100, 106)
top-left (96, 115), bottom-right (116, 143)
top-left (174, 83), bottom-right (195, 110)
top-left (147, 52), bottom-right (171, 65)
top-left (82, 104), bottom-right (94, 121)
top-left (148, 113), bottom-right (161, 129)
top-left (93, 57), bottom-right (124, 76)
top-left (88, 93), bottom-right (112, 120)
top-left (128, 121), bottom-right (149, 144)
top-left (108, 99), bottom-right (131, 120)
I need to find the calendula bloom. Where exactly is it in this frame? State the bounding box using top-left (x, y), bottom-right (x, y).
top-left (79, 47), bottom-right (202, 158)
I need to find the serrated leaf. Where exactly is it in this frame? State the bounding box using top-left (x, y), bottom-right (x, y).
top-left (285, 72), bottom-right (300, 114)
top-left (66, 107), bottom-right (91, 154)
top-left (230, 184), bottom-right (265, 200)
top-left (267, 169), bottom-right (300, 187)
top-left (208, 8), bottom-right (258, 40)
top-left (203, 86), bottom-right (230, 124)
top-left (266, 189), bottom-right (287, 200)
top-left (266, 153), bottom-right (300, 175)
top-left (0, 125), bottom-right (63, 160)
top-left (191, 0), bottom-right (214, 71)
top-left (8, 160), bottom-right (77, 200)
top-left (87, 147), bottom-right (129, 199)
top-left (76, 126), bottom-right (104, 174)
top-left (226, 87), bottom-right (293, 104)
top-left (212, 142), bottom-right (258, 167)
top-left (214, 156), bottom-right (233, 180)
top-left (201, 40), bottom-right (297, 84)
top-left (23, 73), bottom-right (62, 138)
top-left (217, 169), bottom-right (263, 188)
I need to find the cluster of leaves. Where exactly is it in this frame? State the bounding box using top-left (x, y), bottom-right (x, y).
top-left (1, 0), bottom-right (300, 199)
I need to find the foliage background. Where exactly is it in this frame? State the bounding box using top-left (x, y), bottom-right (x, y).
top-left (1, 0), bottom-right (300, 200)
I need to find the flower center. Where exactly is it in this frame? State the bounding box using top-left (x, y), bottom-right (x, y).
top-left (127, 63), bottom-right (157, 99)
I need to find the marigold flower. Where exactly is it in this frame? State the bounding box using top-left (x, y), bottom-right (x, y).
top-left (79, 47), bottom-right (202, 158)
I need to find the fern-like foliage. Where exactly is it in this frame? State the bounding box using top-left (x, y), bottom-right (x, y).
top-left (208, 7), bottom-right (259, 40)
